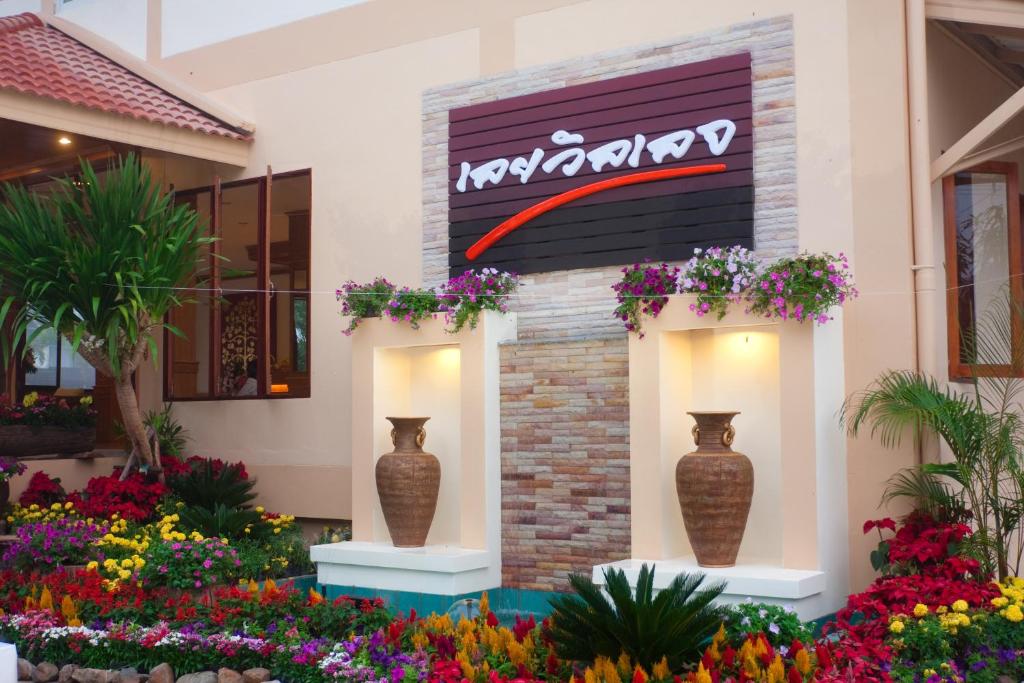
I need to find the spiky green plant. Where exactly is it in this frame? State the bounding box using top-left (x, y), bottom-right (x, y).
top-left (167, 458), bottom-right (256, 512)
top-left (842, 292), bottom-right (1024, 579)
top-left (177, 503), bottom-right (267, 541)
top-left (0, 155), bottom-right (210, 472)
top-left (548, 564), bottom-right (725, 672)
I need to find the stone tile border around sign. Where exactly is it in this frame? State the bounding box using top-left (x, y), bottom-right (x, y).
top-left (422, 15), bottom-right (795, 342)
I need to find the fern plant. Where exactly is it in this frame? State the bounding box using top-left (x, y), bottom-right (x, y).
top-left (548, 564), bottom-right (725, 672)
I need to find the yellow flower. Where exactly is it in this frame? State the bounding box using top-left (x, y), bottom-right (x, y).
top-left (1004, 604), bottom-right (1024, 623)
top-left (952, 599), bottom-right (969, 613)
top-left (85, 561), bottom-right (98, 572)
top-left (992, 596), bottom-right (1009, 608)
top-left (22, 391), bottom-right (38, 407)
top-left (913, 603), bottom-right (929, 618)
top-left (118, 569), bottom-right (131, 581)
top-left (255, 506), bottom-right (265, 514)
top-left (936, 605), bottom-right (948, 614)
top-left (694, 663), bottom-right (712, 683)
top-left (889, 620), bottom-right (905, 634)
top-left (794, 648), bottom-right (811, 675)
top-left (79, 395), bottom-right (93, 407)
top-left (652, 657), bottom-right (670, 681)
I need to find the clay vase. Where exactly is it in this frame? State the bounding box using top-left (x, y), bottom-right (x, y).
top-left (375, 417), bottom-right (441, 547)
top-left (675, 411), bottom-right (754, 568)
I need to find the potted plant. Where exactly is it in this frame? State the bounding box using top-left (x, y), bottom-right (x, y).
top-left (0, 392), bottom-right (96, 458)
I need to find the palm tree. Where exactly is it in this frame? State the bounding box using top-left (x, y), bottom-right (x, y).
top-left (0, 155), bottom-right (210, 474)
top-left (841, 293), bottom-right (1024, 579)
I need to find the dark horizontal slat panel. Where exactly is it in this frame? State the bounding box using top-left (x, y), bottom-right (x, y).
top-left (451, 149), bottom-right (751, 210)
top-left (449, 201), bottom-right (753, 251)
top-left (451, 236), bottom-right (756, 277)
top-left (448, 131), bottom-right (752, 183)
top-left (449, 185), bottom-right (753, 238)
top-left (450, 72), bottom-right (751, 138)
top-left (449, 219), bottom-right (752, 268)
top-left (449, 53), bottom-right (751, 123)
top-left (450, 96), bottom-right (751, 153)
top-left (449, 168), bottom-right (754, 223)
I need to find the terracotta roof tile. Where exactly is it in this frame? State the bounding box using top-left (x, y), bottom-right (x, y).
top-left (0, 13), bottom-right (249, 140)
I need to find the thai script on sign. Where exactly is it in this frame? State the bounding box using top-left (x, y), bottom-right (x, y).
top-left (455, 118), bottom-right (736, 193)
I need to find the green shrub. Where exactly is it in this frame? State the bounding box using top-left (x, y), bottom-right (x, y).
top-left (548, 563), bottom-right (725, 672)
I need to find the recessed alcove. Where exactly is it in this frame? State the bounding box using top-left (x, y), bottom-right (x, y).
top-left (311, 311), bottom-right (516, 595)
top-left (658, 326), bottom-right (783, 565)
top-left (593, 296), bottom-right (850, 619)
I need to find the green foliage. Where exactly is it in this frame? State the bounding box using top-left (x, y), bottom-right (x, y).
top-left (723, 600), bottom-right (812, 647)
top-left (167, 459), bottom-right (255, 512)
top-left (548, 563), bottom-right (725, 672)
top-left (0, 154), bottom-right (210, 376)
top-left (176, 503), bottom-right (266, 542)
top-left (385, 287), bottom-right (443, 329)
top-left (115, 403), bottom-right (189, 457)
top-left (842, 292), bottom-right (1024, 580)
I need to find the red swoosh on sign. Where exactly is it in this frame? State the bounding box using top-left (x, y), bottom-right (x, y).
top-left (465, 163), bottom-right (728, 261)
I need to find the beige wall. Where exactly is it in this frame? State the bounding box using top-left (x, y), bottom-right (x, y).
top-left (121, 0), bottom-right (925, 592)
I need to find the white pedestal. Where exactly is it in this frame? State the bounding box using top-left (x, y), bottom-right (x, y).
top-left (0, 642), bottom-right (16, 682)
top-left (593, 557), bottom-right (828, 618)
top-left (312, 541), bottom-right (499, 594)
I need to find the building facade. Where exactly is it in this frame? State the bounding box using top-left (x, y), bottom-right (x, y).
top-left (2, 0), bottom-right (1022, 618)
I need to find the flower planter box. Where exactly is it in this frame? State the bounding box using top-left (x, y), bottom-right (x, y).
top-left (0, 425), bottom-right (95, 458)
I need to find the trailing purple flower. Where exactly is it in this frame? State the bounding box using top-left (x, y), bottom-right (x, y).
top-left (746, 251), bottom-right (858, 324)
top-left (611, 261), bottom-right (680, 338)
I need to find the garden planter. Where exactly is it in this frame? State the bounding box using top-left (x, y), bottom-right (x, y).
top-left (675, 411), bottom-right (754, 567)
top-left (375, 417), bottom-right (441, 547)
top-left (0, 425), bottom-right (95, 458)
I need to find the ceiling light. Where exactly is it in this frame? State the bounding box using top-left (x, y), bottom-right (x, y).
top-left (57, 136), bottom-right (72, 146)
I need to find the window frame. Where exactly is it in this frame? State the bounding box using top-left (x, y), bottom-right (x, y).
top-left (20, 323), bottom-right (97, 392)
top-left (942, 160), bottom-right (1024, 381)
top-left (162, 168), bottom-right (312, 402)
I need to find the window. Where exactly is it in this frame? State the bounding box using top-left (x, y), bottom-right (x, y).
top-left (943, 161), bottom-right (1024, 379)
top-left (165, 170), bottom-right (311, 400)
top-left (23, 320), bottom-right (96, 390)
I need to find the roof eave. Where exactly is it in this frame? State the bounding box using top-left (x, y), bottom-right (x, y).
top-left (44, 14), bottom-right (256, 138)
top-left (0, 88), bottom-right (251, 167)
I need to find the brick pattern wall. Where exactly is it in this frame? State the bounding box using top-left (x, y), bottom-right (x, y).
top-left (500, 338), bottom-right (630, 591)
top-left (423, 15), bottom-right (795, 342)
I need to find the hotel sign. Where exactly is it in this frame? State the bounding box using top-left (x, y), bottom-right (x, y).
top-left (447, 52), bottom-right (754, 276)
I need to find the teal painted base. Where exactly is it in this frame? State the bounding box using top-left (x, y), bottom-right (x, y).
top-left (321, 584), bottom-right (560, 622)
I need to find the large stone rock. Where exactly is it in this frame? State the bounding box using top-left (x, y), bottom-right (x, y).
top-left (32, 662), bottom-right (59, 682)
top-left (241, 669), bottom-right (271, 683)
top-left (70, 669), bottom-right (117, 683)
top-left (149, 663), bottom-right (174, 683)
top-left (217, 669), bottom-right (242, 683)
top-left (58, 664), bottom-right (79, 683)
top-left (17, 658), bottom-right (34, 681)
top-left (176, 673), bottom-right (217, 683)
top-left (114, 669), bottom-right (141, 683)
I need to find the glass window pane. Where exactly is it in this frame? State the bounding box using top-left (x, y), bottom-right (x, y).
top-left (168, 190), bottom-right (213, 398)
top-left (268, 174), bottom-right (311, 398)
top-left (25, 321), bottom-right (58, 387)
top-left (59, 337), bottom-right (95, 390)
top-left (953, 171), bottom-right (1011, 365)
top-left (220, 181), bottom-right (262, 397)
